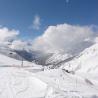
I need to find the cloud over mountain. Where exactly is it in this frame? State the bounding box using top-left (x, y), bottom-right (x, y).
top-left (0, 26), bottom-right (33, 51)
top-left (10, 40), bottom-right (32, 51)
top-left (0, 27), bottom-right (19, 46)
top-left (0, 24), bottom-right (98, 55)
top-left (33, 23), bottom-right (98, 54)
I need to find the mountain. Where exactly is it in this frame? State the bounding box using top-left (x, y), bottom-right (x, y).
top-left (0, 46), bottom-right (23, 60)
top-left (0, 51), bottom-right (33, 67)
top-left (1, 42), bottom-right (98, 72)
top-left (0, 43), bottom-right (98, 97)
top-left (61, 43), bottom-right (98, 73)
top-left (15, 49), bottom-right (52, 65)
top-left (0, 46), bottom-right (72, 67)
top-left (0, 46), bottom-right (52, 66)
top-left (46, 51), bottom-right (72, 65)
top-left (45, 51), bottom-right (75, 69)
top-left (0, 48), bottom-right (44, 72)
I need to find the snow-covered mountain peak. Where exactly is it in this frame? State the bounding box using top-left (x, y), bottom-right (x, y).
top-left (46, 50), bottom-right (72, 65)
top-left (80, 43), bottom-right (98, 56)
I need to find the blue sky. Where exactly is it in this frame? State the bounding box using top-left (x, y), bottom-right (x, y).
top-left (0, 0), bottom-right (98, 40)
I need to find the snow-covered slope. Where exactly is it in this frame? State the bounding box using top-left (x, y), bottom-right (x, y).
top-left (62, 43), bottom-right (98, 73)
top-left (0, 46), bottom-right (73, 66)
top-left (0, 67), bottom-right (47, 98)
top-left (46, 51), bottom-right (72, 65)
top-left (35, 69), bottom-right (98, 98)
top-left (1, 43), bottom-right (98, 98)
top-left (0, 67), bottom-right (98, 98)
top-left (0, 53), bottom-right (44, 72)
top-left (0, 46), bottom-right (52, 65)
top-left (0, 53), bottom-right (33, 67)
top-left (0, 46), bottom-right (23, 60)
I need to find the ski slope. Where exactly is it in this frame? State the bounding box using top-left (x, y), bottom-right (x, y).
top-left (35, 69), bottom-right (98, 98)
top-left (0, 44), bottom-right (98, 98)
top-left (0, 67), bottom-right (47, 98)
top-left (0, 67), bottom-right (98, 98)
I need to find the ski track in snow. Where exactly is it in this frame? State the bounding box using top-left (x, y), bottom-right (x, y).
top-left (0, 67), bottom-right (47, 98)
top-left (35, 69), bottom-right (98, 98)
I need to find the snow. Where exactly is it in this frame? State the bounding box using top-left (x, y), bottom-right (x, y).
top-left (0, 43), bottom-right (98, 98)
top-left (62, 43), bottom-right (98, 73)
top-left (1, 67), bottom-right (98, 98)
top-left (0, 53), bottom-right (44, 73)
top-left (35, 69), bottom-right (98, 98)
top-left (0, 53), bottom-right (33, 67)
top-left (0, 67), bottom-right (47, 98)
top-left (46, 50), bottom-right (72, 65)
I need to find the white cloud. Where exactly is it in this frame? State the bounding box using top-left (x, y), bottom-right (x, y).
top-left (0, 26), bottom-right (33, 51)
top-left (0, 24), bottom-right (98, 55)
top-left (33, 23), bottom-right (98, 54)
top-left (0, 27), bottom-right (19, 46)
top-left (32, 15), bottom-right (41, 30)
top-left (9, 40), bottom-right (33, 51)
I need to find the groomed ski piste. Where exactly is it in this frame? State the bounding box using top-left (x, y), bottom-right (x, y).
top-left (0, 67), bottom-right (98, 98)
top-left (0, 67), bottom-right (47, 98)
top-left (0, 44), bottom-right (98, 98)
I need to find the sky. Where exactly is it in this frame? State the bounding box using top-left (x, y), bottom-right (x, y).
top-left (0, 0), bottom-right (98, 53)
top-left (0, 0), bottom-right (98, 40)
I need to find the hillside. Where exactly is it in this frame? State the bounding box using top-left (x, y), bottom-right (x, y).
top-left (61, 43), bottom-right (98, 73)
